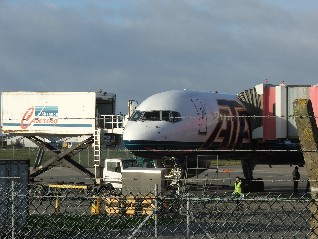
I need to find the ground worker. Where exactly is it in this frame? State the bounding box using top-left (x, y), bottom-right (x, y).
top-left (233, 176), bottom-right (243, 209)
top-left (292, 166), bottom-right (300, 194)
top-left (233, 176), bottom-right (243, 195)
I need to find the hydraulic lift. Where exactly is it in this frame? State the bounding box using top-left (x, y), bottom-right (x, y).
top-left (27, 135), bottom-right (95, 181)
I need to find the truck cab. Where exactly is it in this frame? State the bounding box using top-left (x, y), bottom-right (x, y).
top-left (102, 158), bottom-right (140, 189)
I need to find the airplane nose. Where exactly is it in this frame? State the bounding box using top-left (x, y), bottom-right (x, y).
top-left (123, 122), bottom-right (146, 151)
top-left (123, 124), bottom-right (133, 141)
top-left (123, 121), bottom-right (159, 140)
top-left (123, 121), bottom-right (162, 151)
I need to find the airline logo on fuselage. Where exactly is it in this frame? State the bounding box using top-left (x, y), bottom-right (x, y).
top-left (21, 106), bottom-right (59, 129)
top-left (202, 99), bottom-right (250, 149)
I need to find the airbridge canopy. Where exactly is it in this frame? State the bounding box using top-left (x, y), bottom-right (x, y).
top-left (1, 91), bottom-right (116, 136)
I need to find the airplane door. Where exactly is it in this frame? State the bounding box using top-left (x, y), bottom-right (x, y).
top-left (191, 98), bottom-right (207, 135)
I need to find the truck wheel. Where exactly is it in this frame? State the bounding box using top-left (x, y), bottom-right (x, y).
top-left (98, 184), bottom-right (114, 195)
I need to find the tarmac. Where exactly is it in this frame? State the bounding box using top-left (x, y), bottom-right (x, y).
top-left (32, 164), bottom-right (310, 194)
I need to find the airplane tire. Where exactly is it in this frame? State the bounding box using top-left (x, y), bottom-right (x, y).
top-left (247, 181), bottom-right (257, 192)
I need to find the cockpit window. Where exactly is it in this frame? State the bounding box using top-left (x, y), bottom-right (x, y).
top-left (162, 111), bottom-right (170, 121)
top-left (142, 111), bottom-right (160, 121)
top-left (162, 111), bottom-right (181, 122)
top-left (171, 111), bottom-right (182, 122)
top-left (129, 110), bottom-right (182, 123)
top-left (130, 110), bottom-right (143, 121)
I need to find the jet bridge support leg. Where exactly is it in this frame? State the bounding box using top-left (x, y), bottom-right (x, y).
top-left (27, 136), bottom-right (95, 181)
top-left (241, 160), bottom-right (254, 179)
top-left (241, 160), bottom-right (264, 192)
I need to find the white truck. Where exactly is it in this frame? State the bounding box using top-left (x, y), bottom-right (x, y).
top-left (102, 158), bottom-right (140, 189)
top-left (101, 158), bottom-right (167, 194)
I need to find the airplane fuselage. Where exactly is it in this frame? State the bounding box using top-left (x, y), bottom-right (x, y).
top-left (123, 90), bottom-right (251, 157)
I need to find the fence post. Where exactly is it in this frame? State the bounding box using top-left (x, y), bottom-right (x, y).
top-left (55, 195), bottom-right (60, 213)
top-left (11, 180), bottom-right (15, 239)
top-left (87, 148), bottom-right (90, 167)
top-left (187, 193), bottom-right (190, 239)
top-left (154, 184), bottom-right (158, 238)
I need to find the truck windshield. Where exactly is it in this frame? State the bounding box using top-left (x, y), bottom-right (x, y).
top-left (107, 162), bottom-right (121, 173)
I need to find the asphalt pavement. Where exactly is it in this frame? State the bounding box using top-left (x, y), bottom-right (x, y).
top-left (33, 164), bottom-right (310, 194)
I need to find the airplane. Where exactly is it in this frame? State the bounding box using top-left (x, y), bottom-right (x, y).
top-left (123, 89), bottom-right (304, 191)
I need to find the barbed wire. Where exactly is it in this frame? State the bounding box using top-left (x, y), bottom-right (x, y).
top-left (0, 178), bottom-right (314, 188)
top-left (128, 149), bottom-right (312, 152)
top-left (1, 146), bottom-right (314, 153)
top-left (123, 114), bottom-right (318, 120)
top-left (8, 114), bottom-right (318, 122)
top-left (176, 178), bottom-right (316, 183)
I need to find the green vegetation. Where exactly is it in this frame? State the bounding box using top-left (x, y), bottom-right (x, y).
top-left (0, 146), bottom-right (240, 168)
top-left (0, 147), bottom-right (134, 167)
top-left (28, 214), bottom-right (149, 231)
top-left (210, 159), bottom-right (241, 166)
top-left (27, 213), bottom-right (184, 233)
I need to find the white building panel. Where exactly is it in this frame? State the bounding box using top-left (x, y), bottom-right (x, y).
top-left (275, 85), bottom-right (287, 139)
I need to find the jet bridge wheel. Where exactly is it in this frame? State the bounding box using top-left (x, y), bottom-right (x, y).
top-left (242, 178), bottom-right (264, 193)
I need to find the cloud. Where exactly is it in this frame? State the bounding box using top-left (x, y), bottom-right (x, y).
top-left (1, 0), bottom-right (318, 113)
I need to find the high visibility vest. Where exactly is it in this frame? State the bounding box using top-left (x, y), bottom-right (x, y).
top-left (234, 181), bottom-right (242, 195)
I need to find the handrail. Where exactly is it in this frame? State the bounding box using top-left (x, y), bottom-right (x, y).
top-left (98, 115), bottom-right (124, 129)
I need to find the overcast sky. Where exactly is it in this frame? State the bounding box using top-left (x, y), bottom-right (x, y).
top-left (1, 0), bottom-right (318, 114)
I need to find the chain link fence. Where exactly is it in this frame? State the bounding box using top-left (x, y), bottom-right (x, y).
top-left (0, 181), bottom-right (314, 239)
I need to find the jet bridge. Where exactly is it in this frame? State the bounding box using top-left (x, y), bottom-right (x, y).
top-left (238, 83), bottom-right (318, 142)
top-left (237, 83), bottom-right (318, 185)
top-left (0, 91), bottom-right (120, 182)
